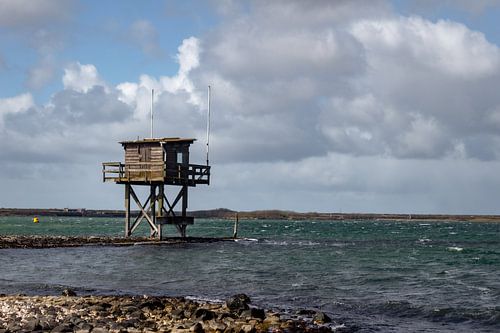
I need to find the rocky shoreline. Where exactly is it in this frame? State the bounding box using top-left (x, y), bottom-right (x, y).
top-left (0, 293), bottom-right (344, 332)
top-left (0, 236), bottom-right (233, 249)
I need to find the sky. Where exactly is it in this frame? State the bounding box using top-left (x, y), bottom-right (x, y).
top-left (2, 0), bottom-right (500, 214)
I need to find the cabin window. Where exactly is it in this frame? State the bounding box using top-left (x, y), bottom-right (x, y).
top-left (177, 152), bottom-right (183, 164)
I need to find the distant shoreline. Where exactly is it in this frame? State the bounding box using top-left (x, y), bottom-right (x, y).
top-left (1, 207), bottom-right (500, 222)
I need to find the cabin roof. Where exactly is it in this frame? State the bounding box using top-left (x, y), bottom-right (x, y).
top-left (119, 137), bottom-right (196, 145)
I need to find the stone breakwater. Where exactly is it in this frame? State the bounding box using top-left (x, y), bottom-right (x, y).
top-left (0, 236), bottom-right (232, 249)
top-left (0, 294), bottom-right (342, 333)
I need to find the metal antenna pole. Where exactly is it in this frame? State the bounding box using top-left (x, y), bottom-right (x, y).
top-left (206, 85), bottom-right (211, 166)
top-left (150, 89), bottom-right (154, 138)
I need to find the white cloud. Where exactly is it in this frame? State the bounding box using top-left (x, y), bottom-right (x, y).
top-left (351, 16), bottom-right (500, 79)
top-left (0, 93), bottom-right (34, 115)
top-left (117, 37), bottom-right (202, 117)
top-left (0, 93), bottom-right (34, 127)
top-left (62, 62), bottom-right (105, 93)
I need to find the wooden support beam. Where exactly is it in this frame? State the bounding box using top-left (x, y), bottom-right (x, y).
top-left (157, 185), bottom-right (164, 240)
top-left (129, 186), bottom-right (158, 235)
top-left (129, 187), bottom-right (151, 233)
top-left (150, 185), bottom-right (157, 238)
top-left (182, 185), bottom-right (188, 217)
top-left (164, 187), bottom-right (184, 216)
top-left (125, 184), bottom-right (131, 237)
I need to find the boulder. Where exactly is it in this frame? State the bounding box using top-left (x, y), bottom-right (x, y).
top-left (240, 308), bottom-right (265, 320)
top-left (61, 288), bottom-right (77, 297)
top-left (312, 311), bottom-right (331, 324)
top-left (190, 322), bottom-right (205, 333)
top-left (24, 318), bottom-right (42, 331)
top-left (171, 308), bottom-right (186, 319)
top-left (225, 294), bottom-right (251, 313)
top-left (193, 308), bottom-right (216, 321)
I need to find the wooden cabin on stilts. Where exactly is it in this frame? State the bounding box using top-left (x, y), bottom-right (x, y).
top-left (102, 88), bottom-right (211, 239)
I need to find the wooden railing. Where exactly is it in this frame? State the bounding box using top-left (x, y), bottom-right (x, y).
top-left (102, 162), bottom-right (210, 185)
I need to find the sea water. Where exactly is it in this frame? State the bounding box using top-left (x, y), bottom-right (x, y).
top-left (0, 216), bottom-right (499, 332)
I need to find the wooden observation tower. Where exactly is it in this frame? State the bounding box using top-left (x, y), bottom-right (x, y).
top-left (102, 89), bottom-right (211, 239)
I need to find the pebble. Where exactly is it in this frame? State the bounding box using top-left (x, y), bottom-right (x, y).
top-left (0, 294), bottom-right (339, 332)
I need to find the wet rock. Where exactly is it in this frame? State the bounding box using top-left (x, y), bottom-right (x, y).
top-left (190, 322), bottom-right (205, 333)
top-left (126, 328), bottom-right (142, 333)
top-left (219, 312), bottom-right (238, 320)
top-left (208, 320), bottom-right (226, 331)
top-left (193, 308), bottom-right (215, 321)
top-left (122, 305), bottom-right (140, 313)
top-left (171, 308), bottom-right (185, 319)
top-left (240, 308), bottom-right (265, 320)
top-left (240, 324), bottom-right (255, 333)
top-left (88, 305), bottom-right (106, 312)
top-left (76, 322), bottom-right (93, 331)
top-left (297, 309), bottom-right (317, 316)
top-left (51, 323), bottom-right (73, 332)
top-left (120, 318), bottom-right (140, 328)
top-left (225, 294), bottom-right (251, 313)
top-left (139, 297), bottom-right (164, 310)
top-left (129, 309), bottom-right (146, 321)
top-left (61, 288), bottom-right (77, 297)
top-left (312, 311), bottom-right (331, 324)
top-left (24, 318), bottom-right (42, 331)
top-left (6, 323), bottom-right (22, 332)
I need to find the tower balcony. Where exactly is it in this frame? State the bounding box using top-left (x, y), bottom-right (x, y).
top-left (102, 162), bottom-right (210, 186)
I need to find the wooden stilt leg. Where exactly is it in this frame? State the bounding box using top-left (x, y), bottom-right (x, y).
top-left (157, 185), bottom-right (164, 240)
top-left (181, 185), bottom-right (188, 238)
top-left (125, 184), bottom-right (131, 237)
top-left (150, 185), bottom-right (157, 238)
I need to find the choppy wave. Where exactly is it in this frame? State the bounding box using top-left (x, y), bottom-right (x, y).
top-left (366, 300), bottom-right (500, 327)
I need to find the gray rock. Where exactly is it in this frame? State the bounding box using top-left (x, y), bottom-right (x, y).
top-left (193, 308), bottom-right (215, 321)
top-left (24, 318), bottom-right (42, 331)
top-left (190, 322), bottom-right (205, 333)
top-left (240, 308), bottom-right (265, 320)
top-left (171, 308), bottom-right (185, 319)
top-left (61, 288), bottom-right (77, 297)
top-left (129, 309), bottom-right (146, 320)
top-left (77, 323), bottom-right (94, 332)
top-left (51, 323), bottom-right (73, 332)
top-left (225, 294), bottom-right (251, 313)
top-left (240, 324), bottom-right (255, 333)
top-left (312, 311), bottom-right (331, 324)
